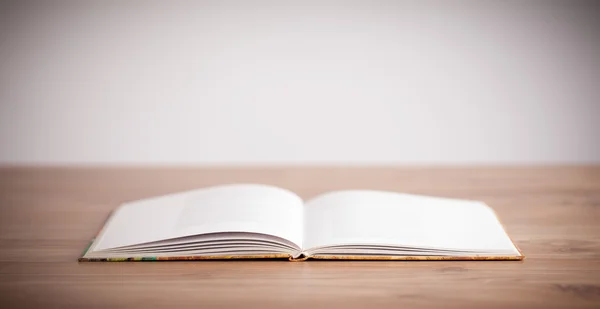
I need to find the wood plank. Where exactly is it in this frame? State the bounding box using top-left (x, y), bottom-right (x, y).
top-left (0, 167), bottom-right (599, 308)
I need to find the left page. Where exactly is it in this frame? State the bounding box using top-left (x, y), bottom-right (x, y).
top-left (92, 184), bottom-right (304, 251)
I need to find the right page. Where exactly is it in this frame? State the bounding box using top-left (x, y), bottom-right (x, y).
top-left (303, 190), bottom-right (520, 256)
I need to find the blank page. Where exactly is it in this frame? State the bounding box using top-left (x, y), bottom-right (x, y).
top-left (303, 190), bottom-right (519, 254)
top-left (93, 184), bottom-right (304, 251)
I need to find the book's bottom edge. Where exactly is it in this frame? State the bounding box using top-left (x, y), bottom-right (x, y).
top-left (79, 254), bottom-right (524, 262)
top-left (78, 254), bottom-right (292, 262)
top-left (79, 254), bottom-right (292, 262)
top-left (305, 255), bottom-right (524, 261)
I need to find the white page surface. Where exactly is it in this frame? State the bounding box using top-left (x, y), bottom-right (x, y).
top-left (303, 190), bottom-right (518, 253)
top-left (93, 184), bottom-right (304, 251)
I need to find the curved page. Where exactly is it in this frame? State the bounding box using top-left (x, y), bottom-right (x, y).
top-left (92, 184), bottom-right (304, 251)
top-left (303, 190), bottom-right (519, 255)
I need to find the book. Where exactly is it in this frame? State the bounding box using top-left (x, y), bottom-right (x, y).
top-left (79, 184), bottom-right (523, 262)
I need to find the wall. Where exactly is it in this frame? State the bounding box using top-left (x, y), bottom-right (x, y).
top-left (1, 0), bottom-right (599, 165)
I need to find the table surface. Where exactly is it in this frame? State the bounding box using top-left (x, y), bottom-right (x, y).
top-left (0, 167), bottom-right (599, 308)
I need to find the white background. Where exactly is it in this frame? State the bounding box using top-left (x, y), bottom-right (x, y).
top-left (1, 0), bottom-right (599, 165)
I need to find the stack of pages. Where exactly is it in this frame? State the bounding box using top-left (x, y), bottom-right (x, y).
top-left (80, 184), bottom-right (523, 261)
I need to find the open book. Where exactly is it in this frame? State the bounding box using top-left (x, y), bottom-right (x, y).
top-left (80, 184), bottom-right (523, 261)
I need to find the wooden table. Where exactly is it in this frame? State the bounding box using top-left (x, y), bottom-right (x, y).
top-left (0, 167), bottom-right (599, 308)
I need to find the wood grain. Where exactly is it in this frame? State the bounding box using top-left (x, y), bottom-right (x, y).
top-left (0, 166), bottom-right (599, 309)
